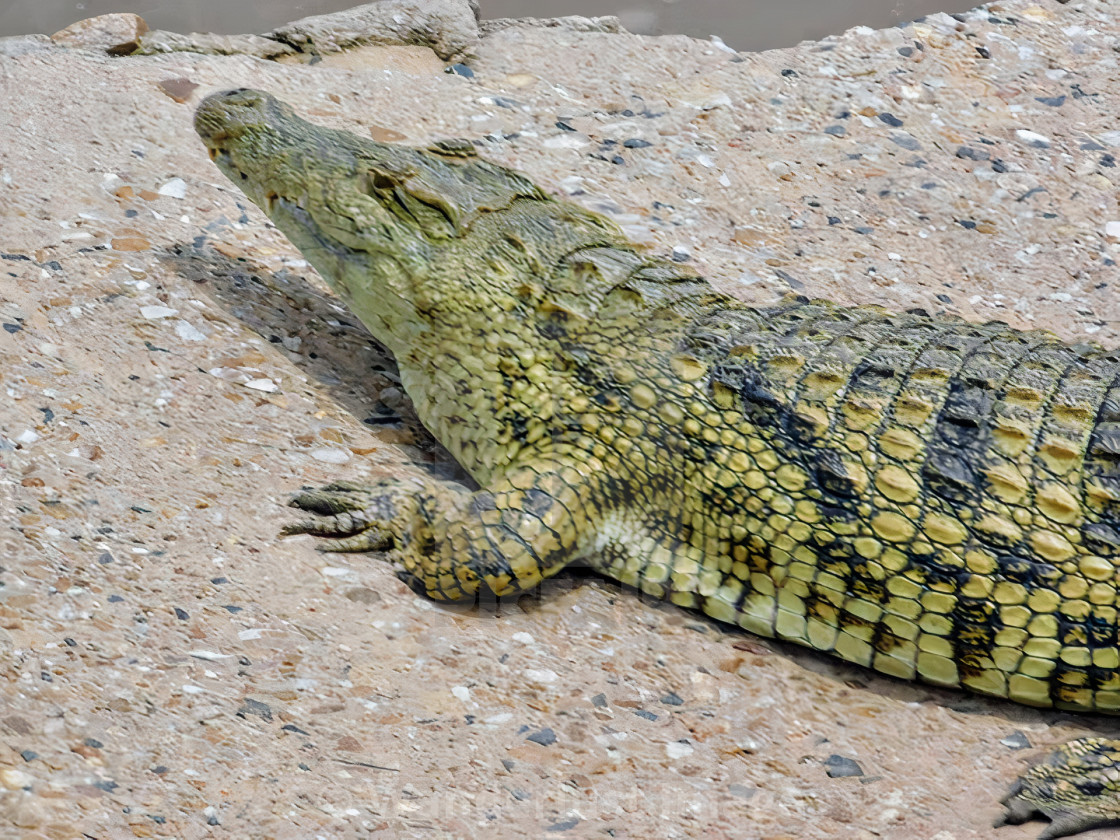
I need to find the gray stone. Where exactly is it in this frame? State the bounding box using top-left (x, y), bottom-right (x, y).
top-left (0, 34), bottom-right (55, 58)
top-left (265, 0), bottom-right (479, 61)
top-left (50, 12), bottom-right (148, 55)
top-left (135, 31), bottom-right (296, 58)
top-left (479, 15), bottom-right (625, 37)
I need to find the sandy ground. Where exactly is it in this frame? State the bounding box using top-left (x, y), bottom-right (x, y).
top-left (3, 1), bottom-right (1120, 837)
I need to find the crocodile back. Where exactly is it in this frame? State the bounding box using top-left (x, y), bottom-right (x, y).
top-left (677, 296), bottom-right (1120, 711)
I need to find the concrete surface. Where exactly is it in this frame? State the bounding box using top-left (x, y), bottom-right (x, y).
top-left (2, 1), bottom-right (1120, 837)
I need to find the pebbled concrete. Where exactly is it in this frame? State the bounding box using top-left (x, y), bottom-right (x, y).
top-left (2, 1), bottom-right (1119, 838)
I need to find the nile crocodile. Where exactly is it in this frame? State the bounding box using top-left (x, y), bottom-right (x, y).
top-left (195, 88), bottom-right (1120, 839)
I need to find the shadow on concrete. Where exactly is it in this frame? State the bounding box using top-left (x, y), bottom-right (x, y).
top-left (158, 238), bottom-right (469, 484)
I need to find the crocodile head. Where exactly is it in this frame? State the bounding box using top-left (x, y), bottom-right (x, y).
top-left (194, 88), bottom-right (546, 349)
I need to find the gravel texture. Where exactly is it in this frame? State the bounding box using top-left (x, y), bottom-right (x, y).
top-left (2, 1), bottom-right (1120, 837)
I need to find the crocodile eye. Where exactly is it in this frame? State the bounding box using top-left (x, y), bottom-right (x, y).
top-left (370, 172), bottom-right (394, 191)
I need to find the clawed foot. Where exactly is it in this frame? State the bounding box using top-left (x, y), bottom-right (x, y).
top-left (281, 480), bottom-right (406, 553)
top-left (996, 737), bottom-right (1120, 839)
top-left (280, 477), bottom-right (481, 599)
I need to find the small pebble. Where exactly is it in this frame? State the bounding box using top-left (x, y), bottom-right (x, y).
top-left (728, 783), bottom-right (756, 800)
top-left (665, 740), bottom-right (694, 759)
top-left (157, 178), bottom-right (187, 198)
top-left (1, 768), bottom-right (34, 788)
top-left (546, 818), bottom-right (579, 832)
top-left (157, 78), bottom-right (198, 103)
top-left (526, 728), bottom-right (556, 746)
top-left (956, 146), bottom-right (989, 161)
top-left (824, 754), bottom-right (864, 778)
top-left (1015, 129), bottom-right (1051, 148)
top-left (238, 698), bottom-right (272, 721)
top-left (189, 650), bottom-right (232, 660)
top-left (175, 320), bottom-right (206, 342)
top-left (524, 668), bottom-right (557, 683)
top-left (1000, 731), bottom-right (1032, 750)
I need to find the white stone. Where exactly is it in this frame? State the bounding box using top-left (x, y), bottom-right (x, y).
top-left (140, 305), bottom-right (177, 319)
top-left (666, 740), bottom-right (695, 759)
top-left (543, 134), bottom-right (588, 149)
top-left (157, 177), bottom-right (188, 198)
top-left (524, 668), bottom-right (558, 683)
top-left (309, 446), bottom-right (350, 463)
top-left (1015, 129), bottom-right (1050, 147)
top-left (175, 320), bottom-right (206, 341)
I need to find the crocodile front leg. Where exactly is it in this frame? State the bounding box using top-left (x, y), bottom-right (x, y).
top-left (282, 458), bottom-right (604, 600)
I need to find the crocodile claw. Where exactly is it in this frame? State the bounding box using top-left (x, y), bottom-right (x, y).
top-left (996, 738), bottom-right (1120, 839)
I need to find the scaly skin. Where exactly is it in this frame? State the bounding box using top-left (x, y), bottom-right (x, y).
top-left (195, 89), bottom-right (1120, 838)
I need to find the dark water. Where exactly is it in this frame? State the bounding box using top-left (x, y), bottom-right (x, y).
top-left (4, 0), bottom-right (975, 52)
